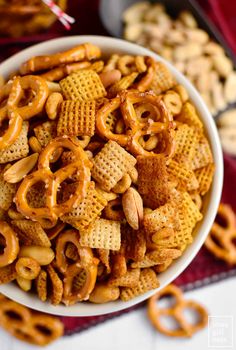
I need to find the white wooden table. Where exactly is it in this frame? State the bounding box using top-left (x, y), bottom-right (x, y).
top-left (1, 278), bottom-right (235, 350)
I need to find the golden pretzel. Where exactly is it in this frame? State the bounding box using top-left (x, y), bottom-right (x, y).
top-left (205, 203), bottom-right (236, 265)
top-left (0, 298), bottom-right (63, 346)
top-left (96, 90), bottom-right (174, 156)
top-left (0, 81), bottom-right (12, 120)
top-left (55, 229), bottom-right (98, 304)
top-left (96, 96), bottom-right (129, 146)
top-left (7, 75), bottom-right (49, 120)
top-left (15, 136), bottom-right (92, 228)
top-left (0, 108), bottom-right (23, 150)
top-left (134, 57), bottom-right (156, 92)
top-left (0, 221), bottom-right (19, 267)
top-left (0, 81), bottom-right (23, 150)
top-left (103, 198), bottom-right (124, 221)
top-left (41, 61), bottom-right (92, 82)
top-left (122, 91), bottom-right (175, 156)
top-left (147, 284), bottom-right (208, 337)
top-left (15, 257), bottom-right (41, 280)
top-left (20, 43), bottom-right (101, 74)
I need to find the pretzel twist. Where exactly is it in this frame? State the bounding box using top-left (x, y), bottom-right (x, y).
top-left (20, 43), bottom-right (101, 74)
top-left (0, 298), bottom-right (63, 346)
top-left (147, 284), bottom-right (208, 337)
top-left (0, 221), bottom-right (19, 267)
top-left (55, 229), bottom-right (98, 304)
top-left (7, 75), bottom-right (49, 120)
top-left (205, 203), bottom-right (236, 265)
top-left (134, 57), bottom-right (156, 92)
top-left (15, 137), bottom-right (91, 228)
top-left (96, 90), bottom-right (174, 156)
top-left (0, 83), bottom-right (23, 150)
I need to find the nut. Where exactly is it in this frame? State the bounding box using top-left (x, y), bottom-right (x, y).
top-left (217, 109), bottom-right (236, 128)
top-left (99, 69), bottom-right (121, 88)
top-left (122, 2), bottom-right (150, 24)
top-left (219, 127), bottom-right (236, 156)
top-left (224, 72), bottom-right (236, 103)
top-left (173, 43), bottom-right (202, 61)
top-left (16, 276), bottom-right (32, 292)
top-left (179, 11), bottom-right (197, 28)
top-left (19, 246), bottom-right (55, 266)
top-left (29, 136), bottom-right (42, 153)
top-left (122, 187), bottom-right (143, 230)
top-left (89, 283), bottom-right (120, 303)
top-left (212, 54), bottom-right (233, 78)
top-left (123, 23), bottom-right (144, 42)
top-left (46, 92), bottom-right (63, 120)
top-left (184, 29), bottom-right (209, 44)
top-left (3, 153), bottom-right (38, 183)
top-left (46, 81), bottom-right (61, 92)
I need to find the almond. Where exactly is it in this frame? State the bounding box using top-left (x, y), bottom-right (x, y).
top-left (3, 153), bottom-right (38, 183)
top-left (122, 187), bottom-right (143, 230)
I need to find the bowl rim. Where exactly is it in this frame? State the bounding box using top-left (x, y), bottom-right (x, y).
top-left (0, 35), bottom-right (223, 317)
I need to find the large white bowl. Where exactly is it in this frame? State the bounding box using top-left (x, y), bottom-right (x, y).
top-left (0, 36), bottom-right (223, 316)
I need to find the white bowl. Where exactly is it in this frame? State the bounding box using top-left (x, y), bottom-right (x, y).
top-left (0, 36), bottom-right (223, 317)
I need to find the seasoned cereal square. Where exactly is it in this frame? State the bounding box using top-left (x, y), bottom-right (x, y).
top-left (91, 140), bottom-right (136, 191)
top-left (57, 100), bottom-right (96, 137)
top-left (60, 70), bottom-right (106, 101)
top-left (80, 218), bottom-right (121, 250)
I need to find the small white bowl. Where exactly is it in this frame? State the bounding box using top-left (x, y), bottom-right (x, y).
top-left (0, 36), bottom-right (223, 317)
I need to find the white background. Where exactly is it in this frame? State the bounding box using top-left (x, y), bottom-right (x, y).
top-left (1, 278), bottom-right (236, 350)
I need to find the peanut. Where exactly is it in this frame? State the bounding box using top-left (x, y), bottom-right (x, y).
top-left (122, 187), bottom-right (143, 230)
top-left (19, 246), bottom-right (55, 266)
top-left (3, 153), bottom-right (38, 183)
top-left (89, 283), bottom-right (120, 303)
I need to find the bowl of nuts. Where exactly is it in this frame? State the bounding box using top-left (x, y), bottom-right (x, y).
top-left (0, 35), bottom-right (223, 316)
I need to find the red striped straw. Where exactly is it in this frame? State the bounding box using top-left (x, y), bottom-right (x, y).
top-left (41, 0), bottom-right (75, 30)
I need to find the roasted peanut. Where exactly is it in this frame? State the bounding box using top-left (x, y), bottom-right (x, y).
top-left (19, 246), bottom-right (55, 266)
top-left (122, 187), bottom-right (143, 230)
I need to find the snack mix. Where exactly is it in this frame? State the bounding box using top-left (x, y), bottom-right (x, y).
top-left (0, 42), bottom-right (214, 307)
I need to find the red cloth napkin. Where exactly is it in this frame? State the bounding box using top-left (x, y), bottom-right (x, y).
top-left (1, 0), bottom-right (236, 336)
top-left (208, 0), bottom-right (236, 54)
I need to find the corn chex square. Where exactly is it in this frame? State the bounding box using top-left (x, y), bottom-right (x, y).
top-left (60, 70), bottom-right (106, 101)
top-left (173, 192), bottom-right (203, 248)
top-left (34, 121), bottom-right (57, 148)
top-left (167, 159), bottom-right (199, 191)
top-left (11, 219), bottom-right (51, 247)
top-left (0, 122), bottom-right (29, 164)
top-left (61, 182), bottom-right (107, 230)
top-left (176, 102), bottom-right (203, 129)
top-left (191, 135), bottom-right (213, 170)
top-left (80, 218), bottom-right (121, 251)
top-left (149, 62), bottom-right (176, 95)
top-left (137, 155), bottom-right (171, 208)
top-left (57, 100), bottom-right (96, 137)
top-left (143, 202), bottom-right (180, 235)
top-left (91, 140), bottom-right (136, 191)
top-left (0, 169), bottom-right (17, 211)
top-left (173, 124), bottom-right (200, 166)
top-left (120, 268), bottom-right (159, 301)
top-left (195, 163), bottom-right (215, 195)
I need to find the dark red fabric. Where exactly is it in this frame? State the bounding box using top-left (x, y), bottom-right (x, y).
top-left (1, 0), bottom-right (236, 336)
top-left (208, 0), bottom-right (236, 54)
